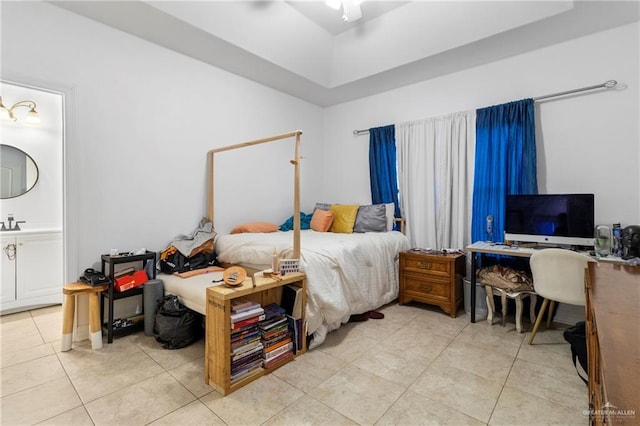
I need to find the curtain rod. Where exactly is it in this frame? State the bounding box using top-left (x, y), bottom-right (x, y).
top-left (352, 79), bottom-right (619, 136)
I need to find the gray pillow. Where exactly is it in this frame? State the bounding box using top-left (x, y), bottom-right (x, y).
top-left (353, 204), bottom-right (387, 233)
top-left (314, 202), bottom-right (331, 211)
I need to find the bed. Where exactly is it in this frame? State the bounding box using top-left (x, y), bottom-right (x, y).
top-left (160, 131), bottom-right (409, 348)
top-left (160, 229), bottom-right (409, 348)
top-left (216, 229), bottom-right (409, 347)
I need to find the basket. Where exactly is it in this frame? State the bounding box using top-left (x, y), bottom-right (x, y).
top-left (279, 259), bottom-right (300, 275)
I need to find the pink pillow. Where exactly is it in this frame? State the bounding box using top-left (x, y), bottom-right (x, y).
top-left (310, 210), bottom-right (334, 232)
top-left (230, 222), bottom-right (280, 234)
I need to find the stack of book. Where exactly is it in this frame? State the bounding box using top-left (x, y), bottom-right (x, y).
top-left (230, 299), bottom-right (266, 383)
top-left (259, 303), bottom-right (294, 368)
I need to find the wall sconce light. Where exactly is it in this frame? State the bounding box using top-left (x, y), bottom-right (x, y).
top-left (0, 96), bottom-right (41, 124)
top-left (326, 0), bottom-right (364, 22)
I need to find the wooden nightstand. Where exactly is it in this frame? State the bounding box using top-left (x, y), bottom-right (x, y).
top-left (399, 251), bottom-right (466, 317)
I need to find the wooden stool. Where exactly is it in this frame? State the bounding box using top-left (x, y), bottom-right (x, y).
top-left (61, 282), bottom-right (108, 351)
top-left (484, 285), bottom-right (537, 333)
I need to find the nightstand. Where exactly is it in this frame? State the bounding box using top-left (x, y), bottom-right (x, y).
top-left (399, 251), bottom-right (466, 317)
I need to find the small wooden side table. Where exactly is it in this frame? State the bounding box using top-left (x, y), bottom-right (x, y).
top-left (399, 251), bottom-right (466, 317)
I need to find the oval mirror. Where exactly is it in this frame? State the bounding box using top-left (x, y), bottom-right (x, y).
top-left (0, 144), bottom-right (39, 199)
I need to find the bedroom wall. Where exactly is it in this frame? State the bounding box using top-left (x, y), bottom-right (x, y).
top-left (322, 22), bottom-right (640, 234)
top-left (1, 1), bottom-right (325, 279)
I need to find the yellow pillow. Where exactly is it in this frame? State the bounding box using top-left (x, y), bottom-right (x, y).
top-left (329, 204), bottom-right (359, 233)
top-left (311, 209), bottom-right (334, 232)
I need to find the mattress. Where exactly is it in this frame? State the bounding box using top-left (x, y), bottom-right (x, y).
top-left (216, 229), bottom-right (410, 348)
top-left (158, 270), bottom-right (224, 315)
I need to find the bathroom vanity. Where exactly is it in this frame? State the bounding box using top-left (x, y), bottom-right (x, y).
top-left (1, 228), bottom-right (63, 314)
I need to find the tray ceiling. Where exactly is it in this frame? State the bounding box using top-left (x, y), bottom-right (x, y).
top-left (51, 1), bottom-right (639, 107)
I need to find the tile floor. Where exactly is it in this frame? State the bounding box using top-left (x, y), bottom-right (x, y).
top-left (0, 303), bottom-right (588, 425)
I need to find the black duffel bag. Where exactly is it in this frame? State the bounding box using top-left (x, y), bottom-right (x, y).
top-left (563, 321), bottom-right (588, 384)
top-left (153, 295), bottom-right (202, 349)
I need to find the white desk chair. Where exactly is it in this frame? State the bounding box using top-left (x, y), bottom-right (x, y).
top-left (528, 248), bottom-right (593, 345)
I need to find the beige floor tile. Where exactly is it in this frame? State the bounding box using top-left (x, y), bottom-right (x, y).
top-left (36, 405), bottom-right (94, 425)
top-left (433, 340), bottom-right (515, 383)
top-left (410, 362), bottom-right (504, 423)
top-left (272, 348), bottom-right (346, 393)
top-left (168, 357), bottom-right (215, 398)
top-left (29, 305), bottom-right (62, 317)
top-left (490, 385), bottom-right (588, 425)
top-left (134, 333), bottom-right (205, 370)
top-left (31, 306), bottom-right (63, 343)
top-left (378, 302), bottom-right (422, 323)
top-left (0, 376), bottom-right (82, 425)
top-left (525, 326), bottom-right (570, 346)
top-left (85, 372), bottom-right (195, 425)
top-left (201, 374), bottom-right (303, 426)
top-left (0, 312), bottom-right (43, 353)
top-left (505, 358), bottom-right (588, 409)
top-left (149, 400), bottom-right (226, 425)
top-left (407, 305), bottom-right (470, 337)
top-left (379, 324), bottom-right (453, 363)
top-left (1, 341), bottom-right (54, 368)
top-left (455, 320), bottom-right (525, 357)
top-left (353, 345), bottom-right (432, 387)
top-left (0, 310), bottom-right (32, 324)
top-left (64, 347), bottom-right (165, 403)
top-left (1, 331), bottom-right (46, 356)
top-left (517, 339), bottom-right (576, 373)
top-left (378, 389), bottom-right (486, 425)
top-left (309, 364), bottom-right (405, 425)
top-left (348, 315), bottom-right (408, 341)
top-left (0, 353), bottom-right (66, 397)
top-left (262, 394), bottom-right (358, 426)
top-left (317, 325), bottom-right (379, 363)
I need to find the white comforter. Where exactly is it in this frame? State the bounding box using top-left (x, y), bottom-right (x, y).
top-left (215, 230), bottom-right (410, 348)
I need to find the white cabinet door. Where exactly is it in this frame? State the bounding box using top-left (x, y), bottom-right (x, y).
top-left (1, 236), bottom-right (16, 304)
top-left (16, 233), bottom-right (63, 301)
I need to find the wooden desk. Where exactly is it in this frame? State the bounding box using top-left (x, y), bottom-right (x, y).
top-left (585, 262), bottom-right (640, 425)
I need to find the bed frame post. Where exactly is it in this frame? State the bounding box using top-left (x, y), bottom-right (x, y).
top-left (208, 131), bottom-right (303, 258)
top-left (293, 132), bottom-right (301, 259)
top-left (207, 151), bottom-right (214, 222)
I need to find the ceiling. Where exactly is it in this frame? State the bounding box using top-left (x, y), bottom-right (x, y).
top-left (51, 1), bottom-right (639, 107)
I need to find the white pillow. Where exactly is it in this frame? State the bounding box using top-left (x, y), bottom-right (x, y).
top-left (384, 203), bottom-right (395, 231)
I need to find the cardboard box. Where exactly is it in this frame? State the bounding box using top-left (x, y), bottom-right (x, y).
top-left (114, 270), bottom-right (148, 292)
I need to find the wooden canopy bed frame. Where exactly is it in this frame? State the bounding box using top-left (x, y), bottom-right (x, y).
top-left (206, 130), bottom-right (303, 259)
top-left (159, 130), bottom-right (409, 349)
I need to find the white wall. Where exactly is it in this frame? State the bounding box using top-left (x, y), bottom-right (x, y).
top-left (1, 1), bottom-right (325, 279)
top-left (0, 82), bottom-right (63, 230)
top-left (323, 22), bottom-right (640, 230)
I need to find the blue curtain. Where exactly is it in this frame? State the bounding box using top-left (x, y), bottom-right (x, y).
top-left (472, 98), bottom-right (537, 243)
top-left (369, 125), bottom-right (400, 226)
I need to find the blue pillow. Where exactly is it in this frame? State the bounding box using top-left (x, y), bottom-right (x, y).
top-left (280, 212), bottom-right (312, 231)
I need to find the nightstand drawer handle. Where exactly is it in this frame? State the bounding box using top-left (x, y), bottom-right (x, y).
top-left (419, 285), bottom-right (432, 293)
top-left (417, 262), bottom-right (432, 270)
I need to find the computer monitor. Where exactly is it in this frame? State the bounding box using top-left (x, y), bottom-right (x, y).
top-left (504, 194), bottom-right (595, 247)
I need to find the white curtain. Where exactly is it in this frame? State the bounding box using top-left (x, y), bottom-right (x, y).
top-left (396, 111), bottom-right (475, 250)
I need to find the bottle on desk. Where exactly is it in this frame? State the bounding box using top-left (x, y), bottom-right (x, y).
top-left (486, 215), bottom-right (494, 243)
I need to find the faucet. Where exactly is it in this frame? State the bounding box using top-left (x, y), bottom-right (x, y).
top-left (0, 215), bottom-right (25, 231)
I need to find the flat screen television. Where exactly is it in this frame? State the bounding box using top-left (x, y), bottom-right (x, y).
top-left (504, 194), bottom-right (595, 247)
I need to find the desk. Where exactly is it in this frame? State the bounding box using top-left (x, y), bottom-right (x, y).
top-left (465, 241), bottom-right (624, 323)
top-left (585, 262), bottom-right (640, 425)
top-left (466, 242), bottom-right (538, 323)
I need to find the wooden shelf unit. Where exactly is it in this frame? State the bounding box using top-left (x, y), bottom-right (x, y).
top-left (205, 271), bottom-right (307, 395)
